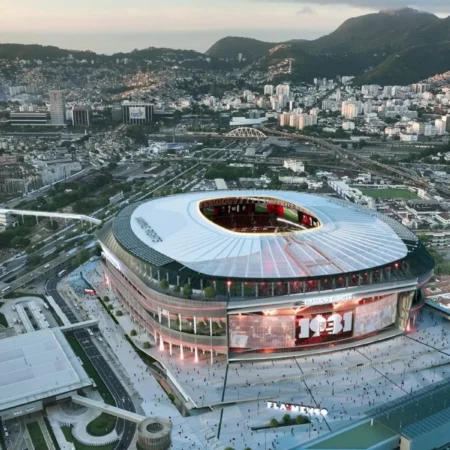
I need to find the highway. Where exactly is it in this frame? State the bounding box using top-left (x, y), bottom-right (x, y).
top-left (46, 278), bottom-right (137, 450)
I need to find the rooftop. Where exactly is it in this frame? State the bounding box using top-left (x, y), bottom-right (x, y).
top-left (113, 190), bottom-right (413, 279)
top-left (0, 328), bottom-right (92, 413)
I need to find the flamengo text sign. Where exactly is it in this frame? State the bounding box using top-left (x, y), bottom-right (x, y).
top-left (267, 401), bottom-right (328, 416)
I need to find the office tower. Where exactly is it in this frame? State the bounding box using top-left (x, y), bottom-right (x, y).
top-left (49, 90), bottom-right (65, 125)
top-left (122, 101), bottom-right (154, 125)
top-left (72, 106), bottom-right (92, 126)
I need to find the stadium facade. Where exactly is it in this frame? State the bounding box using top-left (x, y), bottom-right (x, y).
top-left (98, 191), bottom-right (434, 362)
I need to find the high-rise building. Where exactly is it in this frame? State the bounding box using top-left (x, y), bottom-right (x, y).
top-left (341, 101), bottom-right (360, 119)
top-left (49, 90), bottom-right (65, 125)
top-left (111, 103), bottom-right (123, 122)
top-left (276, 84), bottom-right (290, 97)
top-left (435, 119), bottom-right (446, 136)
top-left (411, 83), bottom-right (431, 94)
top-left (289, 114), bottom-right (300, 128)
top-left (122, 101), bottom-right (154, 125)
top-left (264, 85), bottom-right (274, 96)
top-left (279, 112), bottom-right (291, 127)
top-left (72, 106), bottom-right (92, 127)
top-left (297, 113), bottom-right (317, 130)
top-left (278, 95), bottom-right (288, 109)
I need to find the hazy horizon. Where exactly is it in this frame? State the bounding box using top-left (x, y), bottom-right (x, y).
top-left (0, 29), bottom-right (328, 54)
top-left (2, 1), bottom-right (450, 55)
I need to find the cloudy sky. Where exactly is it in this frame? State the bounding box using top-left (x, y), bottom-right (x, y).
top-left (1, 0), bottom-right (449, 53)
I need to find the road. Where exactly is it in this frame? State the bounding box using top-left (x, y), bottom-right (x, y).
top-left (46, 278), bottom-right (137, 450)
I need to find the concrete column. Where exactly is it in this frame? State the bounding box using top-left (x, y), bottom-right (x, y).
top-left (271, 282), bottom-right (274, 296)
top-left (157, 270), bottom-right (160, 282)
top-left (177, 275), bottom-right (180, 286)
top-left (158, 307), bottom-right (162, 323)
top-left (180, 345), bottom-right (184, 360)
top-left (168, 313), bottom-right (171, 329)
top-left (159, 335), bottom-right (164, 351)
top-left (193, 316), bottom-right (197, 334)
top-left (169, 342), bottom-right (173, 356)
top-left (195, 347), bottom-right (198, 363)
top-left (210, 350), bottom-right (214, 365)
top-left (178, 313), bottom-right (182, 331)
top-left (209, 318), bottom-right (213, 336)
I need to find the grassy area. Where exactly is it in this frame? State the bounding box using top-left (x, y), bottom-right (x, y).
top-left (65, 334), bottom-right (115, 406)
top-left (27, 422), bottom-right (49, 450)
top-left (359, 188), bottom-right (419, 200)
top-left (61, 426), bottom-right (114, 450)
top-left (0, 313), bottom-right (8, 328)
top-left (86, 413), bottom-right (116, 437)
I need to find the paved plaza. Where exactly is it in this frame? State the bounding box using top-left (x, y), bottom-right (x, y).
top-left (78, 261), bottom-right (450, 450)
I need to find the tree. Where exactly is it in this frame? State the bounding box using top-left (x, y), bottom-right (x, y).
top-left (130, 329), bottom-right (137, 337)
top-left (159, 279), bottom-right (169, 290)
top-left (143, 341), bottom-right (151, 349)
top-left (183, 283), bottom-right (192, 298)
top-left (108, 304), bottom-right (114, 310)
top-left (27, 253), bottom-right (42, 266)
top-left (269, 418), bottom-right (278, 428)
top-left (282, 414), bottom-right (291, 425)
top-left (116, 310), bottom-right (123, 317)
top-left (296, 415), bottom-right (306, 425)
top-left (103, 296), bottom-right (110, 303)
top-left (204, 286), bottom-right (216, 298)
top-left (172, 285), bottom-right (181, 293)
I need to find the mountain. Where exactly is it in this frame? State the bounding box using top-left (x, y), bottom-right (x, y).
top-left (301, 8), bottom-right (440, 54)
top-left (206, 37), bottom-right (275, 60)
top-left (356, 42), bottom-right (450, 85)
top-left (206, 8), bottom-right (450, 84)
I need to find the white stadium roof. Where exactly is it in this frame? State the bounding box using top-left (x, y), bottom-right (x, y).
top-left (127, 191), bottom-right (409, 279)
top-left (0, 328), bottom-right (92, 413)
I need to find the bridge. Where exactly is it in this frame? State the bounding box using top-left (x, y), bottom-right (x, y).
top-left (226, 127), bottom-right (267, 139)
top-left (71, 394), bottom-right (147, 424)
top-left (0, 208), bottom-right (102, 225)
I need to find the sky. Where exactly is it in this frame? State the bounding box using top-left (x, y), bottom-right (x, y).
top-left (1, 0), bottom-right (450, 53)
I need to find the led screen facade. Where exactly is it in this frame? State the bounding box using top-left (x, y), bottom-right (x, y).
top-left (228, 293), bottom-right (398, 352)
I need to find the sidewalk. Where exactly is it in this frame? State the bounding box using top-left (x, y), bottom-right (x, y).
top-left (75, 262), bottom-right (207, 450)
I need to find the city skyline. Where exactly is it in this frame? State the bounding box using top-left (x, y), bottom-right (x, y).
top-left (1, 1), bottom-right (450, 53)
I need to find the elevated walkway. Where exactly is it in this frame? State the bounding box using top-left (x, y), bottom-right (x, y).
top-left (0, 208), bottom-right (102, 225)
top-left (60, 319), bottom-right (99, 332)
top-left (71, 394), bottom-right (147, 424)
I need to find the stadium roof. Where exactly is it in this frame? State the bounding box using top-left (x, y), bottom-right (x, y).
top-left (116, 191), bottom-right (411, 279)
top-left (0, 328), bottom-right (92, 413)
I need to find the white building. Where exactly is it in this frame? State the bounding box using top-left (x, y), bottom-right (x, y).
top-left (275, 84), bottom-right (290, 97)
top-left (283, 159), bottom-right (305, 173)
top-left (264, 85), bottom-right (274, 96)
top-left (298, 113), bottom-right (317, 130)
top-left (424, 123), bottom-right (436, 137)
top-left (342, 121), bottom-right (355, 131)
top-left (341, 101), bottom-right (360, 119)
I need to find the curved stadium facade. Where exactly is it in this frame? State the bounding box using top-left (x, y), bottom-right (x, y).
top-left (98, 191), bottom-right (434, 361)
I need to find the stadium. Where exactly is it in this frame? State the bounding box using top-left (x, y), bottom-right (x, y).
top-left (98, 190), bottom-right (434, 361)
